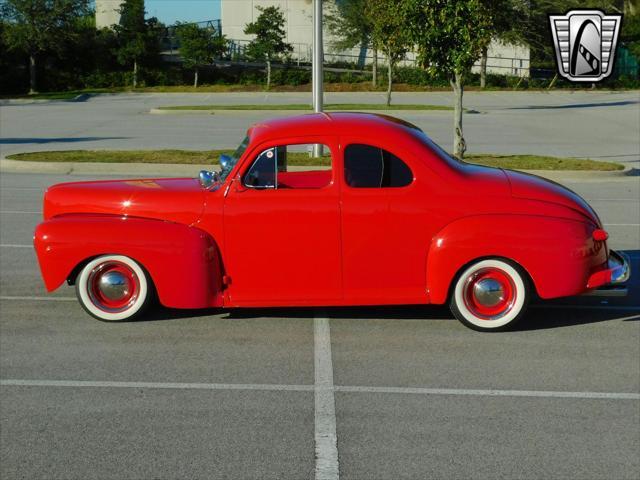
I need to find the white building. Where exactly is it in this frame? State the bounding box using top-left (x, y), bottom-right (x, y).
top-left (221, 0), bottom-right (530, 77)
top-left (95, 0), bottom-right (123, 29)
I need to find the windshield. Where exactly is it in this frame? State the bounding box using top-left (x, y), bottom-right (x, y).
top-left (220, 135), bottom-right (250, 182)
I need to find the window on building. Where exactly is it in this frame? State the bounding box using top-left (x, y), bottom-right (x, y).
top-left (344, 144), bottom-right (413, 188)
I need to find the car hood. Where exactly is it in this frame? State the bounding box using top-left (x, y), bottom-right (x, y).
top-left (503, 170), bottom-right (600, 226)
top-left (43, 177), bottom-right (206, 225)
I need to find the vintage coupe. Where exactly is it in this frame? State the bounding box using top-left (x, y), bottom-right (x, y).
top-left (34, 113), bottom-right (629, 331)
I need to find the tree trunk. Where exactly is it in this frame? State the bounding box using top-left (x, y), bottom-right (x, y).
top-left (29, 54), bottom-right (37, 94)
top-left (133, 60), bottom-right (138, 88)
top-left (194, 67), bottom-right (199, 88)
top-left (480, 46), bottom-right (488, 89)
top-left (266, 58), bottom-right (271, 90)
top-left (372, 47), bottom-right (378, 88)
top-left (386, 51), bottom-right (393, 106)
top-left (450, 71), bottom-right (466, 159)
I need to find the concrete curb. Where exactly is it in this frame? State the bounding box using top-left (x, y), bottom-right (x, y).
top-left (148, 108), bottom-right (454, 115)
top-left (1, 158), bottom-right (634, 180)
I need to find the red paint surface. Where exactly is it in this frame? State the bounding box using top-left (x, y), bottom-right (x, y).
top-left (34, 113), bottom-right (616, 310)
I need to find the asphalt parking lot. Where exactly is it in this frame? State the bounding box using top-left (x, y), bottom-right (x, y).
top-left (0, 171), bottom-right (638, 479)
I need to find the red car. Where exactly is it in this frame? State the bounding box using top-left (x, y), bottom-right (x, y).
top-left (34, 113), bottom-right (629, 331)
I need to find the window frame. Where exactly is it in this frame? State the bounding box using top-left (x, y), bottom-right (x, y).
top-left (238, 136), bottom-right (337, 192)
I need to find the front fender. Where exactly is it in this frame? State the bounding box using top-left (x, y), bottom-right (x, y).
top-left (426, 214), bottom-right (605, 304)
top-left (34, 214), bottom-right (222, 309)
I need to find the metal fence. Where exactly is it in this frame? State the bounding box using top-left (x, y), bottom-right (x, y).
top-left (224, 38), bottom-right (531, 77)
top-left (160, 19), bottom-right (222, 54)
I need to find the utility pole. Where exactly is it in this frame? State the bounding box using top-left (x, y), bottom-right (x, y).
top-left (312, 0), bottom-right (324, 157)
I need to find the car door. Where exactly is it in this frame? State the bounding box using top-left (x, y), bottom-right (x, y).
top-left (339, 139), bottom-right (428, 304)
top-left (222, 136), bottom-right (342, 306)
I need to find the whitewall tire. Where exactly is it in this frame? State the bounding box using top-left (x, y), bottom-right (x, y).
top-left (75, 255), bottom-right (151, 321)
top-left (450, 258), bottom-right (529, 331)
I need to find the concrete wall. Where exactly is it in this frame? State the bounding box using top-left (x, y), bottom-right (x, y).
top-left (95, 0), bottom-right (123, 29)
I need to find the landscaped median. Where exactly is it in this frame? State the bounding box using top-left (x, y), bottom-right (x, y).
top-left (150, 103), bottom-right (455, 114)
top-left (5, 150), bottom-right (625, 171)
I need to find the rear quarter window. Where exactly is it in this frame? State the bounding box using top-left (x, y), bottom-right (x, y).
top-left (344, 144), bottom-right (413, 188)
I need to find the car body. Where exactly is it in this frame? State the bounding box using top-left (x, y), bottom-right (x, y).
top-left (33, 113), bottom-right (629, 330)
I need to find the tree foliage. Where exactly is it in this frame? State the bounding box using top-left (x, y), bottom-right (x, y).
top-left (243, 5), bottom-right (292, 89)
top-left (1, 0), bottom-right (90, 92)
top-left (326, 0), bottom-right (372, 51)
top-left (176, 23), bottom-right (227, 86)
top-left (113, 0), bottom-right (162, 87)
top-left (366, 0), bottom-right (411, 105)
top-left (404, 0), bottom-right (493, 158)
top-left (404, 0), bottom-right (493, 78)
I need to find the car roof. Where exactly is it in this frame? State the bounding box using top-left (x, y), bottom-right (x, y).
top-left (247, 112), bottom-right (425, 145)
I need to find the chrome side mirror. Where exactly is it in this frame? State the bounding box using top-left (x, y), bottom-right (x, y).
top-left (199, 170), bottom-right (220, 188)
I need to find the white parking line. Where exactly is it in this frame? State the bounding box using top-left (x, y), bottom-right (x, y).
top-left (0, 296), bottom-right (75, 301)
top-left (0, 244), bottom-right (32, 248)
top-left (0, 379), bottom-right (313, 392)
top-left (314, 316), bottom-right (340, 480)
top-left (1, 379), bottom-right (638, 400)
top-left (604, 223), bottom-right (640, 227)
top-left (335, 386), bottom-right (640, 400)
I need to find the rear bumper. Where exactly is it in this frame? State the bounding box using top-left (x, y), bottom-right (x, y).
top-left (584, 250), bottom-right (631, 296)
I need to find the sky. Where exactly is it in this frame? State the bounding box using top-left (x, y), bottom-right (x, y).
top-left (144, 0), bottom-right (221, 24)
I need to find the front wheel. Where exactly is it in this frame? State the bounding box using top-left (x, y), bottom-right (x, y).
top-left (75, 255), bottom-right (152, 321)
top-left (450, 258), bottom-right (530, 332)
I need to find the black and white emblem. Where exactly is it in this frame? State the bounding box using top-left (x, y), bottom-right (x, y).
top-left (549, 9), bottom-right (622, 82)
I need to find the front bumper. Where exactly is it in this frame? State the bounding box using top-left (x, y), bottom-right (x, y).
top-left (584, 250), bottom-right (631, 296)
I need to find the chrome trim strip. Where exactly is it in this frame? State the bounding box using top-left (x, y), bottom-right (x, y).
top-left (583, 287), bottom-right (628, 297)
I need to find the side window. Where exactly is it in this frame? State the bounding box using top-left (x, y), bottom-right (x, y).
top-left (243, 144), bottom-right (332, 190)
top-left (245, 148), bottom-right (277, 188)
top-left (344, 144), bottom-right (413, 188)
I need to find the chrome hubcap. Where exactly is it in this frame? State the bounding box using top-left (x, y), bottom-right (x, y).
top-left (473, 278), bottom-right (505, 307)
top-left (87, 261), bottom-right (140, 313)
top-left (463, 267), bottom-right (517, 320)
top-left (98, 271), bottom-right (131, 301)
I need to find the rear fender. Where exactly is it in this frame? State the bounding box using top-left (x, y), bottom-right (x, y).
top-left (34, 215), bottom-right (222, 309)
top-left (426, 215), bottom-right (605, 304)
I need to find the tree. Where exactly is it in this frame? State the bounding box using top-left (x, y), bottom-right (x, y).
top-left (177, 23), bottom-right (227, 87)
top-left (478, 0), bottom-right (529, 88)
top-left (367, 0), bottom-right (411, 105)
top-left (0, 0), bottom-right (89, 93)
top-left (243, 5), bottom-right (292, 90)
top-left (405, 0), bottom-right (492, 159)
top-left (326, 0), bottom-right (378, 86)
top-left (113, 0), bottom-right (161, 88)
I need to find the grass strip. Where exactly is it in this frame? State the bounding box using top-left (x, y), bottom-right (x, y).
top-left (6, 150), bottom-right (624, 171)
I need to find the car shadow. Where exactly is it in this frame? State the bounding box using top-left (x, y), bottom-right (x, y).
top-left (140, 303), bottom-right (638, 331)
top-left (140, 249), bottom-right (639, 330)
top-left (0, 136), bottom-right (129, 145)
top-left (508, 100), bottom-right (639, 110)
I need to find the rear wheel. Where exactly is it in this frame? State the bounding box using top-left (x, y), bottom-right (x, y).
top-left (75, 255), bottom-right (152, 321)
top-left (450, 258), bottom-right (529, 332)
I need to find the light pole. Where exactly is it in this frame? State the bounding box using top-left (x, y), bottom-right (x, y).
top-left (312, 0), bottom-right (324, 157)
